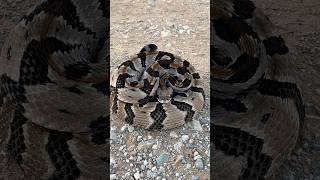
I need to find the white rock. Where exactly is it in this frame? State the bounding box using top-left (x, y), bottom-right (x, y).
top-left (186, 164), bottom-right (191, 168)
top-left (143, 160), bottom-right (148, 166)
top-left (110, 157), bottom-right (116, 165)
top-left (134, 171), bottom-right (141, 179)
top-left (152, 166), bottom-right (157, 172)
top-left (152, 144), bottom-right (158, 150)
top-left (181, 135), bottom-right (189, 142)
top-left (121, 125), bottom-right (128, 132)
top-left (161, 30), bottom-right (171, 37)
top-left (110, 174), bottom-right (117, 180)
top-left (120, 145), bottom-right (126, 151)
top-left (194, 151), bottom-right (199, 156)
top-left (174, 142), bottom-right (183, 152)
top-left (191, 121), bottom-right (203, 131)
top-left (137, 136), bottom-right (143, 142)
top-left (110, 130), bottom-right (117, 140)
top-left (137, 156), bottom-right (142, 161)
top-left (128, 126), bottom-right (134, 132)
top-left (183, 25), bottom-right (189, 29)
top-left (170, 131), bottom-right (178, 138)
top-left (148, 0), bottom-right (156, 7)
top-left (159, 166), bottom-right (165, 172)
top-left (194, 155), bottom-right (202, 160)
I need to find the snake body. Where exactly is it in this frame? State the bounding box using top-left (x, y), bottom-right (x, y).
top-left (211, 0), bottom-right (305, 179)
top-left (0, 0), bottom-right (109, 179)
top-left (111, 44), bottom-right (205, 130)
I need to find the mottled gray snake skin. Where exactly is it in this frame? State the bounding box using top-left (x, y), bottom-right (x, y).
top-left (211, 0), bottom-right (305, 179)
top-left (111, 44), bottom-right (205, 130)
top-left (0, 0), bottom-right (109, 179)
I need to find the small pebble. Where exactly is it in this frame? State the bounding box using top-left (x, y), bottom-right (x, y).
top-left (173, 142), bottom-right (183, 152)
top-left (186, 164), bottom-right (192, 168)
top-left (137, 136), bottom-right (143, 142)
top-left (161, 30), bottom-right (171, 37)
top-left (120, 125), bottom-right (128, 132)
top-left (181, 135), bottom-right (189, 142)
top-left (143, 160), bottom-right (148, 166)
top-left (192, 175), bottom-right (200, 180)
top-left (152, 144), bottom-right (158, 150)
top-left (134, 171), bottom-right (141, 179)
top-left (137, 156), bottom-right (142, 161)
top-left (156, 153), bottom-right (169, 166)
top-left (191, 121), bottom-right (203, 131)
top-left (159, 166), bottom-right (165, 172)
top-left (170, 131), bottom-right (178, 138)
top-left (152, 166), bottom-right (157, 172)
top-left (194, 155), bottom-right (202, 160)
top-left (110, 174), bottom-right (117, 180)
top-left (128, 126), bottom-right (134, 132)
top-left (195, 158), bottom-right (204, 170)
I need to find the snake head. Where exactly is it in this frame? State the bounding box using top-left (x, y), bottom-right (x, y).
top-left (157, 86), bottom-right (173, 103)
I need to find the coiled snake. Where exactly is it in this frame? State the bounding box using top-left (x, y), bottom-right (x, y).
top-left (211, 0), bottom-right (305, 179)
top-left (111, 44), bottom-right (205, 130)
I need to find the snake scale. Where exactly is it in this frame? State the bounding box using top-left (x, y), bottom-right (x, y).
top-left (111, 44), bottom-right (205, 130)
top-left (211, 0), bottom-right (305, 179)
top-left (0, 0), bottom-right (109, 179)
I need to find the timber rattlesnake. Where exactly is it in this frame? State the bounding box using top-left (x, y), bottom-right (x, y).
top-left (0, 0), bottom-right (109, 179)
top-left (111, 44), bottom-right (205, 130)
top-left (211, 0), bottom-right (305, 179)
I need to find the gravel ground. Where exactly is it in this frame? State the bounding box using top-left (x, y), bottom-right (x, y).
top-left (110, 0), bottom-right (210, 179)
